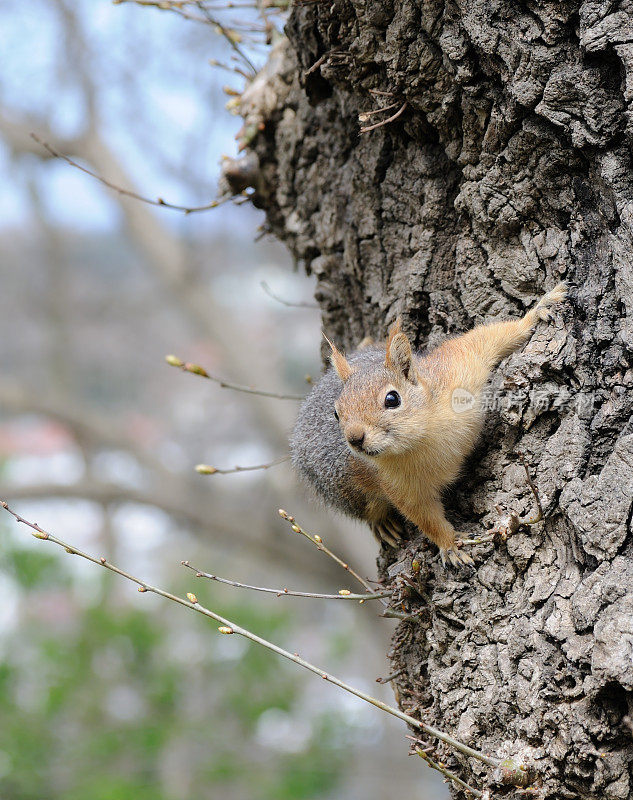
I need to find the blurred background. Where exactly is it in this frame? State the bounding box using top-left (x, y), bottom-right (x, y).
top-left (0, 2), bottom-right (447, 797)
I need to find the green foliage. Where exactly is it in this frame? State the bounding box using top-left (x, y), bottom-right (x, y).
top-left (1, 544), bottom-right (61, 589)
top-left (0, 537), bottom-right (351, 800)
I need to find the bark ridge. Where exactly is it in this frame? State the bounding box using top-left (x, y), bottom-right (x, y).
top-left (238, 2), bottom-right (633, 796)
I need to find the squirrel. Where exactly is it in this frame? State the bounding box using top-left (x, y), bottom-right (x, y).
top-left (290, 284), bottom-right (567, 566)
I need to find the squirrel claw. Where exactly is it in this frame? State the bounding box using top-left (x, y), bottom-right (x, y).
top-left (440, 545), bottom-right (474, 568)
top-left (371, 520), bottom-right (402, 549)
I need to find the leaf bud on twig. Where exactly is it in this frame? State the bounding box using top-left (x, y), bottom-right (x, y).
top-left (195, 464), bottom-right (218, 475)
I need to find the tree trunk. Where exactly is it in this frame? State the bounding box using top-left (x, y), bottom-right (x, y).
top-left (236, 2), bottom-right (633, 797)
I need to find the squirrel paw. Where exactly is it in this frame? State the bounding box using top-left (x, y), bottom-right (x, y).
top-left (440, 544), bottom-right (474, 568)
top-left (371, 518), bottom-right (405, 549)
top-left (535, 282), bottom-right (567, 322)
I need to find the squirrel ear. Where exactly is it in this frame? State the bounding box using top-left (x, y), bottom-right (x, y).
top-left (385, 318), bottom-right (415, 381)
top-left (323, 333), bottom-right (354, 382)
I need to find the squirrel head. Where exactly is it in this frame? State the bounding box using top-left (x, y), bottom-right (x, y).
top-left (325, 320), bottom-right (431, 460)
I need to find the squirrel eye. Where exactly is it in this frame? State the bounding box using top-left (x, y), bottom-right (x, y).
top-left (384, 390), bottom-right (401, 409)
top-left (333, 408), bottom-right (339, 421)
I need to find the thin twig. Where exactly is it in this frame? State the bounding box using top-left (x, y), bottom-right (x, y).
top-left (376, 668), bottom-right (404, 684)
top-left (458, 457), bottom-right (546, 548)
top-left (181, 560), bottom-right (393, 600)
top-left (416, 748), bottom-right (483, 798)
top-left (30, 134), bottom-right (236, 215)
top-left (209, 57), bottom-right (253, 79)
top-left (303, 49), bottom-right (346, 76)
top-left (0, 500), bottom-right (500, 772)
top-left (381, 609), bottom-right (419, 622)
top-left (139, 0), bottom-right (274, 6)
top-left (114, 0), bottom-right (258, 74)
top-left (195, 456), bottom-right (290, 475)
top-left (458, 531), bottom-right (500, 547)
top-left (304, 53), bottom-right (327, 76)
top-left (260, 281), bottom-right (318, 309)
top-left (360, 101), bottom-right (408, 134)
top-left (358, 102), bottom-right (399, 122)
top-left (457, 508), bottom-right (521, 547)
top-left (165, 355), bottom-right (305, 400)
top-left (278, 510), bottom-right (388, 607)
top-left (194, 1), bottom-right (257, 73)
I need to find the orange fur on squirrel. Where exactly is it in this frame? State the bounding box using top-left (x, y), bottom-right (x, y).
top-left (291, 284), bottom-right (567, 566)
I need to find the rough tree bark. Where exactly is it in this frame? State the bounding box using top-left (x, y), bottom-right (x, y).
top-left (231, 2), bottom-right (633, 797)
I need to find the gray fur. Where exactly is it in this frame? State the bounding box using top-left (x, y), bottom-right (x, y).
top-left (290, 346), bottom-right (386, 519)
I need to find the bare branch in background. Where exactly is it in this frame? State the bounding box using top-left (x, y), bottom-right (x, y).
top-left (113, 0), bottom-right (258, 74)
top-left (195, 456), bottom-right (289, 475)
top-left (412, 742), bottom-right (484, 799)
top-left (0, 116), bottom-right (82, 159)
top-left (1, 480), bottom-right (233, 531)
top-left (0, 107), bottom-right (297, 444)
top-left (260, 281), bottom-right (319, 309)
top-left (181, 560), bottom-right (393, 600)
top-left (165, 355), bottom-right (305, 400)
top-left (1, 499), bottom-right (507, 793)
top-left (279, 509), bottom-right (389, 607)
top-left (0, 382), bottom-right (169, 476)
top-left (376, 668), bottom-right (404, 684)
top-left (30, 134), bottom-right (239, 214)
top-left (0, 482), bottom-right (341, 585)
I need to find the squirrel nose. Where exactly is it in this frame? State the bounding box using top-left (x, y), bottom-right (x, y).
top-left (347, 429), bottom-right (365, 449)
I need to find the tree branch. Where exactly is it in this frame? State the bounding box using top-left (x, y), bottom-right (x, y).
top-left (0, 482), bottom-right (338, 585)
top-left (181, 560), bottom-right (393, 600)
top-left (114, 0), bottom-right (258, 74)
top-left (1, 500), bottom-right (501, 776)
top-left (0, 381), bottom-right (170, 477)
top-left (195, 456), bottom-right (289, 474)
top-left (260, 281), bottom-right (319, 309)
top-left (0, 108), bottom-right (295, 447)
top-left (30, 133), bottom-right (238, 214)
top-left (278, 509), bottom-right (388, 606)
top-left (415, 746), bottom-right (483, 798)
top-left (359, 101), bottom-right (408, 133)
top-left (166, 355), bottom-right (304, 400)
